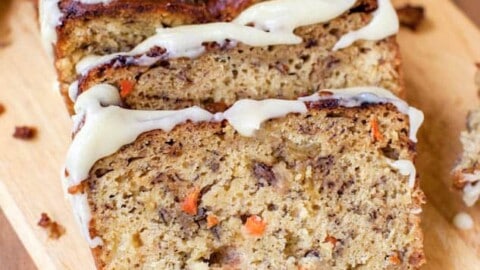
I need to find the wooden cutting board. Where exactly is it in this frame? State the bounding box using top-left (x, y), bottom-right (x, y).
top-left (0, 0), bottom-right (479, 269)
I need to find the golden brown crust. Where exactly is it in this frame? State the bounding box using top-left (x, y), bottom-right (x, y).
top-left (58, 1), bottom-right (210, 25)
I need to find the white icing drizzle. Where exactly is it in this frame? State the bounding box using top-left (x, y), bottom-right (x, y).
top-left (39, 0), bottom-right (113, 58)
top-left (410, 208), bottom-right (422, 214)
top-left (215, 99), bottom-right (308, 136)
top-left (408, 107), bottom-right (424, 143)
top-left (333, 0), bottom-right (399, 51)
top-left (66, 85), bottom-right (423, 247)
top-left (460, 171), bottom-right (480, 206)
top-left (461, 171), bottom-right (480, 183)
top-left (61, 168), bottom-right (103, 247)
top-left (453, 212), bottom-right (474, 230)
top-left (298, 87), bottom-right (424, 143)
top-left (39, 0), bottom-right (63, 56)
top-left (68, 80), bottom-right (80, 102)
top-left (463, 181), bottom-right (480, 207)
top-left (232, 0), bottom-right (355, 32)
top-left (76, 0), bottom-right (398, 75)
top-left (71, 192), bottom-right (104, 247)
top-left (66, 84), bottom-right (213, 188)
top-left (387, 160), bottom-right (417, 188)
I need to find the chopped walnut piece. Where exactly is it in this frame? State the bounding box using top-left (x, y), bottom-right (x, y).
top-left (37, 213), bottom-right (66, 239)
top-left (204, 101), bottom-right (228, 114)
top-left (13, 126), bottom-right (37, 140)
top-left (253, 162), bottom-right (276, 187)
top-left (396, 4), bottom-right (425, 30)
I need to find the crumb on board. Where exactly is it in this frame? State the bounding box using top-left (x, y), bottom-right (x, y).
top-left (396, 4), bottom-right (425, 30)
top-left (37, 213), bottom-right (66, 239)
top-left (13, 126), bottom-right (37, 140)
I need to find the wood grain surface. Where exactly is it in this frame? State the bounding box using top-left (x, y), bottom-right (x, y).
top-left (0, 210), bottom-right (36, 270)
top-left (0, 0), bottom-right (480, 269)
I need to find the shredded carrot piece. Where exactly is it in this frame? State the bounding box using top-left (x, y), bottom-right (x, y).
top-left (389, 253), bottom-right (401, 265)
top-left (370, 116), bottom-right (383, 142)
top-left (245, 215), bottom-right (267, 236)
top-left (207, 215), bottom-right (219, 229)
top-left (67, 183), bottom-right (84, 195)
top-left (181, 188), bottom-right (200, 215)
top-left (324, 235), bottom-right (337, 246)
top-left (119, 79), bottom-right (135, 98)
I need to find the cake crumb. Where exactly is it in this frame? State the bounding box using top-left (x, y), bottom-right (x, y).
top-left (37, 213), bottom-right (66, 239)
top-left (396, 4), bottom-right (425, 30)
top-left (13, 126), bottom-right (37, 140)
top-left (453, 212), bottom-right (474, 230)
top-left (0, 103), bottom-right (4, 115)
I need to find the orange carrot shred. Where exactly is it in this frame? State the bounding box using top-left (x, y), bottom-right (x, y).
top-left (324, 235), bottom-right (337, 246)
top-left (207, 215), bottom-right (219, 229)
top-left (119, 79), bottom-right (135, 98)
top-left (67, 183), bottom-right (84, 195)
top-left (389, 253), bottom-right (401, 265)
top-left (245, 215), bottom-right (267, 236)
top-left (181, 188), bottom-right (200, 215)
top-left (370, 116), bottom-right (383, 142)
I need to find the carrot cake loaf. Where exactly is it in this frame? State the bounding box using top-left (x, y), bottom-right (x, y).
top-left (39, 0), bottom-right (426, 268)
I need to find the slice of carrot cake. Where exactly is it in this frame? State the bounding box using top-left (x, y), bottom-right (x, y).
top-left (64, 86), bottom-right (425, 269)
top-left (40, 0), bottom-right (401, 112)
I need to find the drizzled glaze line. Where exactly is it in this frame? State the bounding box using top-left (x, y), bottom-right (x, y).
top-left (39, 0), bottom-right (63, 56)
top-left (76, 0), bottom-right (399, 75)
top-left (333, 0), bottom-right (399, 50)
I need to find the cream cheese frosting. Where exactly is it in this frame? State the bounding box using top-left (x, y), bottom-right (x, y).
top-left (463, 181), bottom-right (480, 207)
top-left (453, 212), bottom-right (474, 230)
top-left (66, 84), bottom-right (213, 188)
top-left (76, 0), bottom-right (398, 75)
top-left (461, 170), bottom-right (480, 207)
top-left (387, 160), bottom-right (417, 189)
top-left (215, 99), bottom-right (308, 136)
top-left (39, 0), bottom-right (63, 56)
top-left (333, 0), bottom-right (399, 51)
